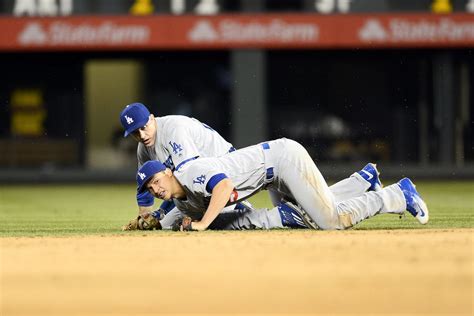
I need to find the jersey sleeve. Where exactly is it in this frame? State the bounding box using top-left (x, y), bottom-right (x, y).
top-left (165, 123), bottom-right (201, 171)
top-left (136, 190), bottom-right (154, 206)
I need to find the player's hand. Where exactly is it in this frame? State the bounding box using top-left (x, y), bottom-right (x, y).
top-left (186, 221), bottom-right (207, 231)
top-left (122, 211), bottom-right (162, 231)
top-left (171, 216), bottom-right (195, 231)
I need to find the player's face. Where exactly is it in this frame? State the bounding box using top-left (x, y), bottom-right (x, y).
top-left (131, 115), bottom-right (156, 147)
top-left (147, 172), bottom-right (173, 200)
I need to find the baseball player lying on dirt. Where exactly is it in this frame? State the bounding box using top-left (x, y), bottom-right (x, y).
top-left (125, 138), bottom-right (429, 231)
top-left (120, 102), bottom-right (381, 231)
top-left (119, 102), bottom-right (243, 228)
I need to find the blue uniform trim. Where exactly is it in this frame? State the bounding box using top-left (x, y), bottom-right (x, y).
top-left (137, 190), bottom-right (154, 207)
top-left (266, 167), bottom-right (274, 181)
top-left (206, 173), bottom-right (228, 193)
top-left (159, 200), bottom-right (175, 214)
top-left (175, 156), bottom-right (199, 171)
top-left (202, 123), bottom-right (215, 131)
top-left (228, 147), bottom-right (236, 153)
top-left (164, 155), bottom-right (175, 171)
top-left (261, 142), bottom-right (270, 150)
top-left (234, 202), bottom-right (247, 210)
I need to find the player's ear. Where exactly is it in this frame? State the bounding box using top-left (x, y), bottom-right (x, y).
top-left (164, 168), bottom-right (172, 177)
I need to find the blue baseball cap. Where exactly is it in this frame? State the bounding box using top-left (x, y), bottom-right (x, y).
top-left (137, 160), bottom-right (167, 193)
top-left (120, 103), bottom-right (150, 137)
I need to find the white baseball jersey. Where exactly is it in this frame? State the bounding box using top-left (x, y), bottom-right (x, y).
top-left (137, 116), bottom-right (234, 170)
top-left (173, 144), bottom-right (268, 215)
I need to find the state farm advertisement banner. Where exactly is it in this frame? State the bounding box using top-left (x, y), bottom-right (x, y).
top-left (0, 13), bottom-right (473, 51)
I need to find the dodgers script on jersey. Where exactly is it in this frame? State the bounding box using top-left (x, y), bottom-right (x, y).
top-left (137, 115), bottom-right (233, 170)
top-left (173, 143), bottom-right (270, 214)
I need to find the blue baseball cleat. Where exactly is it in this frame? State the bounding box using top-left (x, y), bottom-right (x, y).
top-left (358, 163), bottom-right (383, 191)
top-left (277, 202), bottom-right (307, 229)
top-left (398, 178), bottom-right (429, 225)
top-left (279, 201), bottom-right (320, 229)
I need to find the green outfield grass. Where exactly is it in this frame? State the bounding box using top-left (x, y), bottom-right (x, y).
top-left (0, 181), bottom-right (472, 237)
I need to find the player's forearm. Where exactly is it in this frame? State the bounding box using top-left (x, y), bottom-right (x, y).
top-left (137, 190), bottom-right (155, 214)
top-left (193, 179), bottom-right (234, 231)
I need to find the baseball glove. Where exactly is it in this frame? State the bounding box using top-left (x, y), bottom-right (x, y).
top-left (122, 211), bottom-right (163, 231)
top-left (171, 216), bottom-right (194, 231)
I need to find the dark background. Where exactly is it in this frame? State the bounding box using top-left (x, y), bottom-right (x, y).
top-left (0, 0), bottom-right (472, 180)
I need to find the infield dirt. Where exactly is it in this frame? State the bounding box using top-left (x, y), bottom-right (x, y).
top-left (2, 229), bottom-right (472, 316)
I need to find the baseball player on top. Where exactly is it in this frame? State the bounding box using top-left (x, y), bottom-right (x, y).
top-left (135, 138), bottom-right (429, 231)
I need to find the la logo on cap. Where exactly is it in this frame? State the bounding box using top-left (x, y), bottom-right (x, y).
top-left (125, 115), bottom-right (134, 125)
top-left (138, 172), bottom-right (146, 180)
